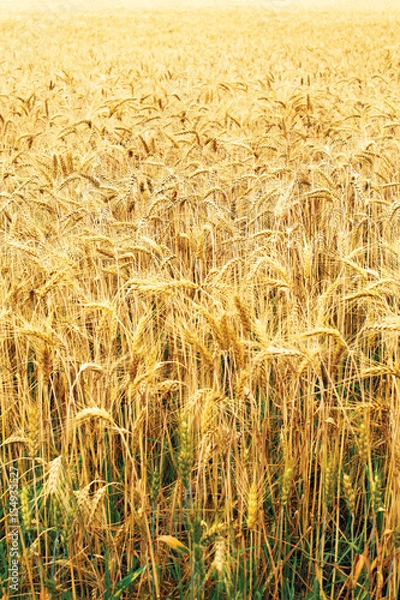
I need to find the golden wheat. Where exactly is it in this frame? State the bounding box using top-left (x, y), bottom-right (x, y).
top-left (1, 4), bottom-right (400, 598)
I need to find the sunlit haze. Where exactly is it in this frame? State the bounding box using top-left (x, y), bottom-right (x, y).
top-left (1, 0), bottom-right (399, 11)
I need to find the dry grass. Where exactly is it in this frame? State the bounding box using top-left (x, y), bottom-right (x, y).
top-left (1, 4), bottom-right (400, 599)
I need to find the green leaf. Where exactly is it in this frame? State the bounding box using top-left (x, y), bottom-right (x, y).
top-left (111, 565), bottom-right (146, 599)
top-left (157, 534), bottom-right (190, 555)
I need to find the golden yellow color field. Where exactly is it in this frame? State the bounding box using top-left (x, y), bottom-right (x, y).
top-left (1, 5), bottom-right (400, 599)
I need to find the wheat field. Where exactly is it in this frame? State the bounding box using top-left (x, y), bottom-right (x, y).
top-left (1, 4), bottom-right (400, 599)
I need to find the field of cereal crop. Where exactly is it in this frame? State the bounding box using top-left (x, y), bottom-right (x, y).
top-left (1, 3), bottom-right (400, 598)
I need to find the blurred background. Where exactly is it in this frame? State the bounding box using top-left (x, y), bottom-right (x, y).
top-left (1, 0), bottom-right (399, 12)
